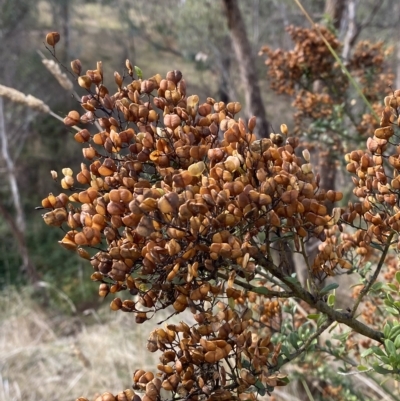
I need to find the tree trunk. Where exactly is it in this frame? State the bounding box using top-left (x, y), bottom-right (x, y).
top-left (342, 0), bottom-right (357, 62)
top-left (221, 0), bottom-right (270, 138)
top-left (314, 0), bottom-right (346, 194)
top-left (0, 97), bottom-right (39, 284)
top-left (325, 0), bottom-right (346, 30)
top-left (396, 2), bottom-right (400, 90)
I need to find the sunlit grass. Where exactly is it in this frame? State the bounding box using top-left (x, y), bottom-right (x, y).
top-left (0, 288), bottom-right (157, 401)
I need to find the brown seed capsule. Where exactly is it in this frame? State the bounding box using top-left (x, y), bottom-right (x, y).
top-left (78, 75), bottom-right (92, 90)
top-left (71, 59), bottom-right (82, 75)
top-left (45, 32), bottom-right (60, 46)
top-left (64, 110), bottom-right (80, 126)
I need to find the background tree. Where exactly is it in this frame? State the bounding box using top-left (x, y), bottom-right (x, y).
top-left (222, 0), bottom-right (270, 137)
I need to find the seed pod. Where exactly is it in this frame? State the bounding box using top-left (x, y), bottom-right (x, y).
top-left (162, 374), bottom-right (180, 391)
top-left (110, 298), bottom-right (122, 311)
top-left (99, 283), bottom-right (109, 297)
top-left (45, 31), bottom-right (60, 46)
top-left (227, 102), bottom-right (242, 115)
top-left (116, 390), bottom-right (135, 401)
top-left (64, 110), bottom-right (80, 126)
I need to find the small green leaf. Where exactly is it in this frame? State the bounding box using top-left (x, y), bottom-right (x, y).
top-left (134, 66), bottom-right (143, 79)
top-left (278, 376), bottom-right (290, 385)
top-left (327, 293), bottom-right (335, 306)
top-left (396, 271), bottom-right (400, 285)
top-left (357, 365), bottom-right (369, 371)
top-left (320, 283), bottom-right (339, 295)
top-left (307, 314), bottom-right (320, 320)
top-left (370, 281), bottom-right (383, 292)
top-left (255, 380), bottom-right (266, 396)
top-left (385, 339), bottom-right (396, 356)
top-left (361, 348), bottom-right (374, 358)
top-left (333, 330), bottom-right (351, 342)
top-left (394, 335), bottom-right (400, 349)
top-left (258, 232), bottom-right (266, 242)
top-left (228, 296), bottom-right (235, 311)
top-left (241, 359), bottom-right (251, 369)
top-left (389, 325), bottom-right (400, 340)
top-left (372, 364), bottom-right (393, 374)
top-left (386, 283), bottom-right (398, 293)
top-left (371, 346), bottom-right (387, 357)
top-left (288, 332), bottom-right (299, 350)
top-left (385, 307), bottom-right (399, 316)
top-left (284, 276), bottom-right (300, 284)
top-left (252, 286), bottom-right (273, 295)
top-left (317, 314), bottom-right (328, 327)
top-left (384, 322), bottom-right (392, 338)
top-left (370, 242), bottom-right (383, 251)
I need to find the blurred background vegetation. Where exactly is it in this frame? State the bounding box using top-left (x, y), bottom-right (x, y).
top-left (1, 0), bottom-right (400, 400)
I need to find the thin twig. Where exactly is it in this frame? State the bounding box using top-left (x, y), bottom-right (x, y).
top-left (279, 318), bottom-right (332, 369)
top-left (217, 271), bottom-right (292, 298)
top-left (351, 231), bottom-right (395, 317)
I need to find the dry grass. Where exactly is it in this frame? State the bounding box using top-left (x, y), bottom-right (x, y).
top-left (0, 287), bottom-right (160, 401)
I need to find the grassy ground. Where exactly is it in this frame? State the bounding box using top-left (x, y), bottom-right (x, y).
top-left (0, 288), bottom-right (157, 401)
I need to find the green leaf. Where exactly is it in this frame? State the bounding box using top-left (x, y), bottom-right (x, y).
top-left (385, 339), bottom-right (396, 356)
top-left (372, 364), bottom-right (393, 374)
top-left (257, 232), bottom-right (266, 242)
top-left (361, 348), bottom-right (374, 358)
top-left (385, 307), bottom-right (399, 316)
top-left (284, 276), bottom-right (300, 284)
top-left (396, 271), bottom-right (400, 285)
top-left (320, 283), bottom-right (339, 295)
top-left (371, 346), bottom-right (387, 358)
top-left (389, 325), bottom-right (400, 340)
top-left (280, 345), bottom-right (290, 358)
top-left (386, 283), bottom-right (398, 293)
top-left (370, 242), bottom-right (383, 251)
top-left (278, 376), bottom-right (290, 385)
top-left (288, 332), bottom-right (299, 350)
top-left (228, 296), bottom-right (235, 311)
top-left (307, 314), bottom-right (320, 320)
top-left (252, 286), bottom-right (274, 295)
top-left (327, 293), bottom-right (335, 307)
top-left (384, 322), bottom-right (392, 339)
top-left (370, 281), bottom-right (383, 292)
top-left (357, 365), bottom-right (369, 371)
top-left (394, 335), bottom-right (400, 349)
top-left (254, 380), bottom-right (266, 396)
top-left (134, 66), bottom-right (143, 79)
top-left (317, 314), bottom-right (328, 327)
top-left (333, 330), bottom-right (351, 342)
top-left (241, 359), bottom-right (251, 369)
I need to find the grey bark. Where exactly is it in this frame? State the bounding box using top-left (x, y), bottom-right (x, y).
top-left (0, 97), bottom-right (38, 283)
top-left (222, 0), bottom-right (270, 138)
top-left (396, 2), bottom-right (400, 90)
top-left (342, 0), bottom-right (357, 62)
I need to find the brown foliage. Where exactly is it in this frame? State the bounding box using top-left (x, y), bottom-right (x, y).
top-left (39, 31), bottom-right (400, 401)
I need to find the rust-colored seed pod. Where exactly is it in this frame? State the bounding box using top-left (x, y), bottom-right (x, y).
top-left (98, 283), bottom-right (110, 297)
top-left (71, 59), bottom-right (82, 75)
top-left (45, 31), bottom-right (60, 46)
top-left (162, 374), bottom-right (180, 391)
top-left (64, 110), bottom-right (80, 126)
top-left (116, 390), bottom-right (135, 401)
top-left (95, 394), bottom-right (116, 401)
top-left (110, 298), bottom-right (122, 311)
